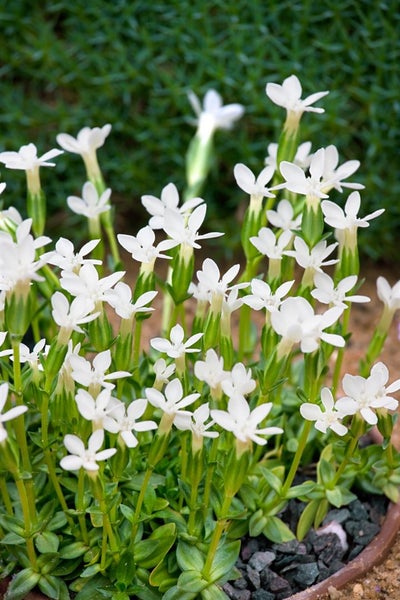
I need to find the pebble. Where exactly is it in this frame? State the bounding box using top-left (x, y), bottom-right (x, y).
top-left (248, 551), bottom-right (275, 572)
top-left (352, 582), bottom-right (364, 597)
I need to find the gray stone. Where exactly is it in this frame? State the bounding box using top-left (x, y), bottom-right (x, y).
top-left (248, 551), bottom-right (275, 572)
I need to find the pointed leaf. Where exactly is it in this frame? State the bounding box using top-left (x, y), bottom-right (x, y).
top-left (4, 568), bottom-right (40, 600)
top-left (176, 542), bottom-right (205, 572)
top-left (262, 516), bottom-right (295, 543)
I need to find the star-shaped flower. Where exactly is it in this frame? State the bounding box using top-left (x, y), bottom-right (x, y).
top-left (150, 324), bottom-right (203, 359)
top-left (300, 388), bottom-right (348, 436)
top-left (145, 378), bottom-right (199, 416)
top-left (188, 89), bottom-right (244, 142)
top-left (141, 182), bottom-right (203, 230)
top-left (266, 75), bottom-right (328, 123)
top-left (0, 143), bottom-right (63, 172)
top-left (67, 181), bottom-right (111, 219)
top-left (60, 429), bottom-right (116, 472)
top-left (233, 163), bottom-right (276, 199)
top-left (57, 124), bottom-right (111, 157)
top-left (0, 382), bottom-right (28, 443)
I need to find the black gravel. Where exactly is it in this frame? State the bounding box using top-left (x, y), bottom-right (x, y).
top-left (223, 494), bottom-right (388, 600)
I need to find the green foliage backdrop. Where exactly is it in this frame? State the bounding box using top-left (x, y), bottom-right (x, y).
top-left (0, 0), bottom-right (399, 259)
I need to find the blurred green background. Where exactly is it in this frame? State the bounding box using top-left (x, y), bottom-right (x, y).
top-left (0, 0), bottom-right (399, 260)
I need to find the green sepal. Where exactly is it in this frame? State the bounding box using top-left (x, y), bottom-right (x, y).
top-left (27, 189), bottom-right (46, 237)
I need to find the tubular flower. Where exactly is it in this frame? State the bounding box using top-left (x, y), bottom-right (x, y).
top-left (141, 182), bottom-right (203, 230)
top-left (188, 89), bottom-right (244, 143)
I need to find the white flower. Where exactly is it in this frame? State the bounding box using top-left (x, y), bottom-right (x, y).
top-left (271, 297), bottom-right (345, 354)
top-left (162, 204), bottom-right (223, 250)
top-left (194, 258), bottom-right (244, 307)
top-left (242, 279), bottom-right (294, 312)
top-left (0, 382), bottom-right (28, 443)
top-left (336, 363), bottom-right (400, 425)
top-left (60, 429), bottom-right (116, 472)
top-left (211, 397), bottom-right (283, 445)
top-left (284, 236), bottom-right (338, 273)
top-left (69, 349), bottom-right (130, 390)
top-left (57, 124), bottom-right (111, 157)
top-left (146, 378), bottom-right (199, 416)
top-left (250, 228), bottom-right (292, 259)
top-left (0, 332), bottom-right (12, 359)
top-left (109, 398), bottom-right (157, 448)
top-left (174, 403), bottom-right (219, 439)
top-left (141, 182), bottom-right (203, 230)
top-left (233, 163), bottom-right (275, 198)
top-left (75, 388), bottom-right (121, 432)
top-left (0, 219), bottom-right (51, 292)
top-left (153, 358), bottom-right (176, 386)
top-left (376, 277), bottom-right (400, 312)
top-left (320, 145), bottom-right (364, 193)
top-left (51, 292), bottom-right (99, 334)
top-left (104, 283), bottom-right (157, 320)
top-left (118, 226), bottom-right (177, 266)
top-left (14, 339), bottom-right (48, 370)
top-left (67, 181), bottom-right (111, 219)
top-left (265, 141), bottom-right (313, 171)
top-left (47, 237), bottom-right (102, 273)
top-left (266, 75), bottom-right (328, 119)
top-left (279, 148), bottom-right (330, 199)
top-left (60, 263), bottom-right (125, 303)
top-left (222, 287), bottom-right (243, 318)
top-left (221, 362), bottom-right (256, 401)
top-left (300, 388), bottom-right (348, 436)
top-left (321, 192), bottom-right (384, 231)
top-left (0, 143), bottom-right (63, 171)
top-left (0, 182), bottom-right (6, 195)
top-left (150, 324), bottom-right (203, 359)
top-left (188, 89), bottom-right (244, 142)
top-left (266, 199), bottom-right (302, 232)
top-left (194, 349), bottom-right (227, 390)
top-left (311, 273), bottom-right (370, 308)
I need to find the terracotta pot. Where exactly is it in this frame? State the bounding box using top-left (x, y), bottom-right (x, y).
top-left (2, 501), bottom-right (400, 600)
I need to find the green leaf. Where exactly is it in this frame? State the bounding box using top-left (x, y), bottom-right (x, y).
top-left (4, 568), bottom-right (40, 600)
top-left (115, 550), bottom-right (136, 586)
top-left (285, 480), bottom-right (317, 499)
top-left (0, 531), bottom-right (26, 545)
top-left (59, 541), bottom-right (88, 559)
top-left (134, 523), bottom-right (176, 569)
top-left (35, 531), bottom-right (60, 554)
top-left (120, 503), bottom-right (135, 523)
top-left (201, 583), bottom-right (230, 600)
top-left (149, 560), bottom-right (178, 592)
top-left (248, 509), bottom-right (267, 537)
top-left (81, 563), bottom-right (102, 578)
top-left (259, 466), bottom-right (284, 493)
top-left (314, 498), bottom-right (329, 529)
top-left (177, 570), bottom-right (209, 593)
top-left (318, 458), bottom-right (335, 486)
top-left (296, 500), bottom-right (319, 541)
top-left (176, 542), bottom-right (205, 572)
top-left (38, 574), bottom-right (70, 600)
top-left (383, 482), bottom-right (400, 503)
top-left (47, 511), bottom-right (68, 531)
top-left (163, 585), bottom-right (197, 600)
top-left (262, 516), bottom-right (295, 543)
top-left (209, 540), bottom-right (240, 583)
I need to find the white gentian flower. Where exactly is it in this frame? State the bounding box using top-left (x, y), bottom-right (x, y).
top-left (104, 283), bottom-right (157, 320)
top-left (320, 145), bottom-right (364, 193)
top-left (146, 378), bottom-right (200, 416)
top-left (194, 258), bottom-right (244, 310)
top-left (271, 297), bottom-right (345, 356)
top-left (162, 204), bottom-right (223, 250)
top-left (311, 273), bottom-right (370, 308)
top-left (376, 277), bottom-right (400, 312)
top-left (153, 358), bottom-right (176, 387)
top-left (188, 89), bottom-right (244, 143)
top-left (150, 324), bottom-right (203, 359)
top-left (194, 349), bottom-right (228, 390)
top-left (141, 182), bottom-right (203, 230)
top-left (60, 429), bottom-right (116, 472)
top-left (0, 382), bottom-right (28, 443)
top-left (221, 362), bottom-right (256, 401)
top-left (242, 279), bottom-right (294, 313)
top-left (336, 363), bottom-right (400, 425)
top-left (233, 163), bottom-right (276, 199)
top-left (109, 398), bottom-right (157, 448)
top-left (14, 339), bottom-right (48, 371)
top-left (57, 125), bottom-right (111, 156)
top-left (284, 236), bottom-right (338, 273)
top-left (118, 226), bottom-right (176, 268)
top-left (300, 388), bottom-right (348, 436)
top-left (51, 292), bottom-right (99, 334)
top-left (0, 182), bottom-right (6, 195)
top-left (0, 219), bottom-right (51, 293)
top-left (265, 141), bottom-right (313, 171)
top-left (47, 237), bottom-right (102, 273)
top-left (75, 388), bottom-right (121, 432)
top-left (266, 75), bottom-right (328, 126)
top-left (279, 148), bottom-right (331, 200)
top-left (67, 181), bottom-right (111, 219)
top-left (60, 263), bottom-right (125, 303)
top-left (69, 349), bottom-right (130, 391)
top-left (221, 287), bottom-right (243, 320)
top-left (174, 403), bottom-right (219, 440)
top-left (0, 143), bottom-right (63, 172)
top-left (211, 397), bottom-right (283, 446)
top-left (321, 192), bottom-right (384, 232)
top-left (250, 228), bottom-right (292, 259)
top-left (266, 199), bottom-right (302, 232)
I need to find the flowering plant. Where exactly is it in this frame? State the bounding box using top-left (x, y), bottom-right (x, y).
top-left (0, 76), bottom-right (399, 600)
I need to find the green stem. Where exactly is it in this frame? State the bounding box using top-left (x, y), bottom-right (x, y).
top-left (77, 470), bottom-right (89, 545)
top-left (202, 494), bottom-right (232, 579)
top-left (14, 478), bottom-right (38, 570)
top-left (92, 476), bottom-right (119, 565)
top-left (281, 421), bottom-right (312, 498)
top-left (332, 418), bottom-right (364, 485)
top-left (331, 307), bottom-right (351, 395)
top-left (0, 477), bottom-right (13, 515)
